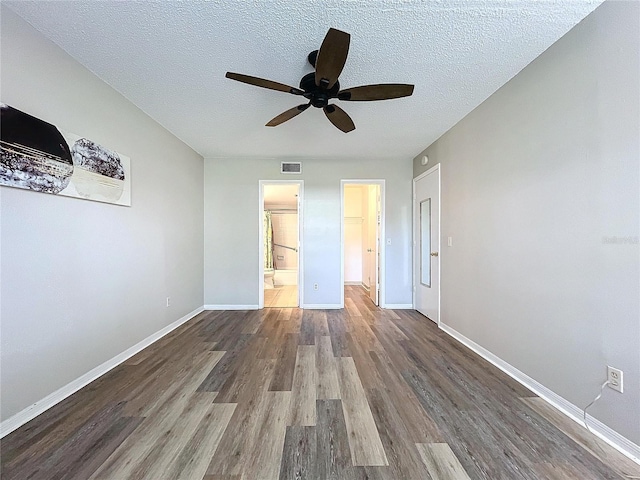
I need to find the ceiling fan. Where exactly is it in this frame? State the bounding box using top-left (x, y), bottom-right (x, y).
top-left (225, 28), bottom-right (414, 133)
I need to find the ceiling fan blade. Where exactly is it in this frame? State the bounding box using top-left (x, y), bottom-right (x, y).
top-left (315, 28), bottom-right (350, 89)
top-left (226, 72), bottom-right (304, 95)
top-left (266, 103), bottom-right (311, 127)
top-left (323, 104), bottom-right (355, 133)
top-left (338, 84), bottom-right (414, 101)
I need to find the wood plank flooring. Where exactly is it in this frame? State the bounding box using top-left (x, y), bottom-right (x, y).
top-left (2, 286), bottom-right (638, 479)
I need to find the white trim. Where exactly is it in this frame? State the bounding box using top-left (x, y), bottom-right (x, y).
top-left (382, 303), bottom-right (413, 309)
top-left (204, 304), bottom-right (259, 310)
top-left (302, 304), bottom-right (342, 309)
top-left (259, 180), bottom-right (304, 309)
top-left (412, 164), bottom-right (441, 326)
top-left (340, 180), bottom-right (385, 309)
top-left (0, 306), bottom-right (204, 438)
top-left (439, 323), bottom-right (640, 464)
top-left (413, 163), bottom-right (440, 183)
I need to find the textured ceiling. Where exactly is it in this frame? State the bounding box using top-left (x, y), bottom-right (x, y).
top-left (7, 0), bottom-right (602, 161)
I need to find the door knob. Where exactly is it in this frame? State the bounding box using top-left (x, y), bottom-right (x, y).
top-left (430, 252), bottom-right (439, 257)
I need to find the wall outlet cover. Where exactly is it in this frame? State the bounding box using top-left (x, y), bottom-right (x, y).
top-left (607, 366), bottom-right (623, 393)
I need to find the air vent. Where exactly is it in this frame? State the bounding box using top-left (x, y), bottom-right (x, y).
top-left (281, 162), bottom-right (302, 174)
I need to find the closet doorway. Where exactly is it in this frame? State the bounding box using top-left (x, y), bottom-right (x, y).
top-left (259, 181), bottom-right (303, 308)
top-left (341, 180), bottom-right (384, 307)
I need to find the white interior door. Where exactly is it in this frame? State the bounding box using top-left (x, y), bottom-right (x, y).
top-left (414, 167), bottom-right (440, 323)
top-left (369, 185), bottom-right (380, 305)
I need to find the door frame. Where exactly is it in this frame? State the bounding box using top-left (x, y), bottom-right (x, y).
top-left (340, 179), bottom-right (385, 308)
top-left (412, 164), bottom-right (441, 325)
top-left (259, 180), bottom-right (304, 309)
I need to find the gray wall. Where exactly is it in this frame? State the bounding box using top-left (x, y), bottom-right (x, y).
top-left (413, 1), bottom-right (639, 444)
top-left (0, 8), bottom-right (204, 421)
top-left (204, 157), bottom-right (413, 308)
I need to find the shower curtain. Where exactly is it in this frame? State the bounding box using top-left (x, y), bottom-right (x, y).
top-left (264, 210), bottom-right (273, 269)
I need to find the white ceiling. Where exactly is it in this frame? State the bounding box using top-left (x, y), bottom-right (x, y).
top-left (7, 0), bottom-right (602, 161)
top-left (264, 184), bottom-right (299, 209)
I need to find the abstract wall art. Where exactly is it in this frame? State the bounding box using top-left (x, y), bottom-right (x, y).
top-left (0, 103), bottom-right (131, 206)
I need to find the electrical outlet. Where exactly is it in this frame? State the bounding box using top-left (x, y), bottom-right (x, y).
top-left (607, 366), bottom-right (623, 393)
top-left (313, 283), bottom-right (319, 290)
top-left (166, 297), bottom-right (171, 307)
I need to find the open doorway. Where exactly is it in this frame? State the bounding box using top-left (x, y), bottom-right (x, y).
top-left (260, 181), bottom-right (303, 308)
top-left (341, 181), bottom-right (384, 307)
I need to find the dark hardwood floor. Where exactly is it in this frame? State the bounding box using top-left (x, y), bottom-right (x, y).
top-left (2, 286), bottom-right (638, 479)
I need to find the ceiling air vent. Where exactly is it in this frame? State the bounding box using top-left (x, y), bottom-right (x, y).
top-left (281, 162), bottom-right (302, 174)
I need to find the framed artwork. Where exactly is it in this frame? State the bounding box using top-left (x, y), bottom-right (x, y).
top-left (0, 103), bottom-right (131, 206)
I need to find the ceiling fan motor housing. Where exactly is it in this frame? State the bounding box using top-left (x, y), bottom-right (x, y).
top-left (299, 72), bottom-right (340, 108)
top-left (307, 50), bottom-right (318, 67)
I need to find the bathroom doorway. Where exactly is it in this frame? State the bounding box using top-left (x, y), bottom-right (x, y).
top-left (260, 181), bottom-right (303, 308)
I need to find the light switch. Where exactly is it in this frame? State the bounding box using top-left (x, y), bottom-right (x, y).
top-left (447, 236), bottom-right (453, 247)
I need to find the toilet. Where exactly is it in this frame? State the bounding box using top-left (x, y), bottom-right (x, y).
top-left (264, 268), bottom-right (275, 289)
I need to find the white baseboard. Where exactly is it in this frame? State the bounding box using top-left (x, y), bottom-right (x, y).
top-left (0, 306), bottom-right (204, 438)
top-left (204, 305), bottom-right (259, 310)
top-left (303, 304), bottom-right (342, 309)
top-left (383, 303), bottom-right (413, 309)
top-left (439, 323), bottom-right (640, 464)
